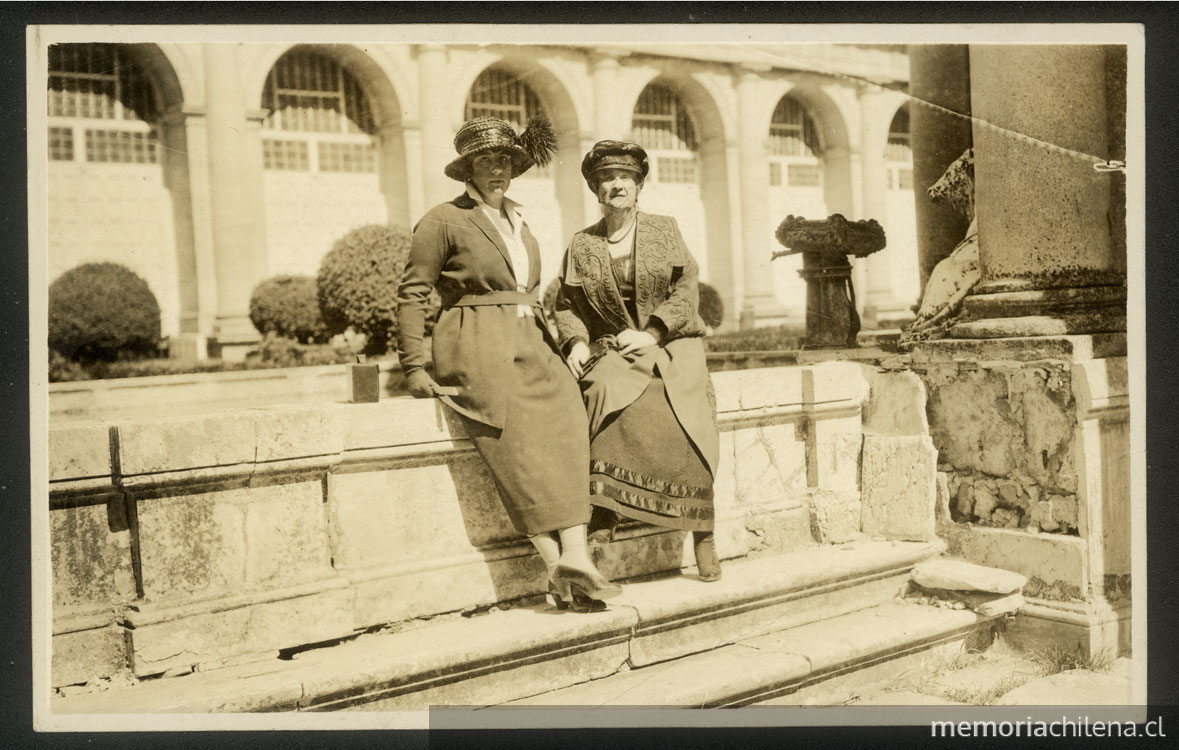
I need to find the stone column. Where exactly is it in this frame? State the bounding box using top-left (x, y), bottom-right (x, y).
top-left (590, 49), bottom-right (623, 139)
top-left (203, 46), bottom-right (269, 358)
top-left (160, 105), bottom-right (216, 361)
top-left (400, 124), bottom-right (426, 222)
top-left (735, 66), bottom-right (775, 328)
top-left (908, 45), bottom-right (973, 292)
top-left (858, 85), bottom-right (901, 324)
top-left (416, 44), bottom-right (454, 209)
top-left (952, 46), bottom-right (1125, 338)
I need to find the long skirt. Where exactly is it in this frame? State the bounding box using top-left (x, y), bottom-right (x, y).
top-left (457, 315), bottom-right (592, 536)
top-left (584, 360), bottom-right (714, 533)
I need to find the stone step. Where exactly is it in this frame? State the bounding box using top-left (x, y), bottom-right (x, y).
top-left (52, 539), bottom-right (942, 714)
top-left (511, 601), bottom-right (996, 708)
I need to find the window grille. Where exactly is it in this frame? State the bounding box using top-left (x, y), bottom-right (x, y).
top-left (263, 139), bottom-right (310, 171)
top-left (49, 126), bottom-right (75, 161)
top-left (464, 67), bottom-right (552, 179)
top-left (886, 105), bottom-right (912, 162)
top-left (632, 84), bottom-right (698, 153)
top-left (263, 50), bottom-right (376, 135)
top-left (47, 43), bottom-right (160, 165)
top-left (48, 44), bottom-right (158, 123)
top-left (768, 97), bottom-right (821, 157)
top-left (261, 49), bottom-right (378, 174)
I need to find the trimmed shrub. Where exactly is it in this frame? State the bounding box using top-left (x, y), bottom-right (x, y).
top-left (251, 332), bottom-right (356, 368)
top-left (704, 322), bottom-right (805, 353)
top-left (317, 224), bottom-right (414, 356)
top-left (48, 350), bottom-right (91, 382)
top-left (698, 281), bottom-right (725, 329)
top-left (48, 262), bottom-right (161, 362)
top-left (249, 275), bottom-right (328, 344)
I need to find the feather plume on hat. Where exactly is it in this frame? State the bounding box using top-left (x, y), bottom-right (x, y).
top-left (444, 115), bottom-right (558, 181)
top-left (517, 116), bottom-right (557, 168)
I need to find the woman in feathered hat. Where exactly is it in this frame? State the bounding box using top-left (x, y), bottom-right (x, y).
top-left (397, 116), bottom-right (621, 610)
top-left (554, 140), bottom-right (722, 581)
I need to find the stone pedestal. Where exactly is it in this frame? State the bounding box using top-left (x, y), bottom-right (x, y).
top-left (909, 335), bottom-right (1130, 656)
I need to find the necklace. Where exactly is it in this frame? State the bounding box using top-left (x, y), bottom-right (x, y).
top-left (606, 216), bottom-right (636, 244)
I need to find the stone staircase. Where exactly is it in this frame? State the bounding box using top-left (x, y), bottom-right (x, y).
top-left (52, 539), bottom-right (1010, 714)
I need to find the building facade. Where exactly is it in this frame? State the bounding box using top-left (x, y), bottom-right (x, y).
top-left (45, 41), bottom-right (915, 359)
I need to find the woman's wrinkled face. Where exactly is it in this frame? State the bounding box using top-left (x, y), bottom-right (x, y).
top-left (595, 168), bottom-right (642, 210)
top-left (470, 149), bottom-right (513, 201)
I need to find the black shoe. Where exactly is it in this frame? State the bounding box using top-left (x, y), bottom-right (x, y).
top-left (552, 564), bottom-right (623, 600)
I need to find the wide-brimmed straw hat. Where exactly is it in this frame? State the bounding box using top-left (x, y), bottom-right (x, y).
top-left (444, 116), bottom-right (557, 182)
top-left (580, 140), bottom-right (649, 188)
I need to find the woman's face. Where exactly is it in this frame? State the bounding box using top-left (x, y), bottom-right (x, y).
top-left (470, 149), bottom-right (513, 201)
top-left (595, 168), bottom-right (642, 211)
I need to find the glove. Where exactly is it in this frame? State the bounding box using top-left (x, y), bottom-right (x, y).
top-left (406, 369), bottom-right (443, 398)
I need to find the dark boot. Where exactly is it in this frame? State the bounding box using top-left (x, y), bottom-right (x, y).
top-left (693, 530), bottom-right (722, 582)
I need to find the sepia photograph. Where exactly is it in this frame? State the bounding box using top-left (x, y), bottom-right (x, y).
top-left (28, 19), bottom-right (1147, 735)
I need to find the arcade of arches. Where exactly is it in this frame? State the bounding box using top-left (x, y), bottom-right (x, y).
top-left (45, 42), bottom-right (915, 359)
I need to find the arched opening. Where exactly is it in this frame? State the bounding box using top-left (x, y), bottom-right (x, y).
top-left (766, 94), bottom-right (829, 312)
top-left (630, 81), bottom-right (711, 278)
top-left (259, 47), bottom-right (392, 277)
top-left (884, 103), bottom-right (920, 306)
top-left (463, 65), bottom-right (567, 285)
top-left (47, 43), bottom-right (182, 340)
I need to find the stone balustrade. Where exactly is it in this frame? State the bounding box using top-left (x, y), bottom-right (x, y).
top-left (48, 363), bottom-right (872, 687)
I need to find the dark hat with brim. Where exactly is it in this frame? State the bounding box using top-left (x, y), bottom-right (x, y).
top-left (581, 140), bottom-right (649, 188)
top-left (445, 116), bottom-right (557, 182)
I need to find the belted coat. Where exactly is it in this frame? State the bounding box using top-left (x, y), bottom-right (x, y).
top-left (397, 192), bottom-right (561, 430)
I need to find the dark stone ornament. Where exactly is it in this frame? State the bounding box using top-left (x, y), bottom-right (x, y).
top-left (773, 214), bottom-right (887, 349)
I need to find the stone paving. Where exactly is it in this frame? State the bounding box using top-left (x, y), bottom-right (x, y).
top-left (844, 639), bottom-right (1132, 706)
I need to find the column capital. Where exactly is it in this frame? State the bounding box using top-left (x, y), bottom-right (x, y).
top-left (244, 108), bottom-right (270, 125)
top-left (415, 43), bottom-right (448, 57)
top-left (160, 103), bottom-right (208, 126)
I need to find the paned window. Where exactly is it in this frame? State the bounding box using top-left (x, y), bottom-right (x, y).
top-left (787, 163), bottom-right (821, 187)
top-left (85, 129), bottom-right (158, 164)
top-left (768, 97), bottom-right (821, 157)
top-left (47, 43), bottom-right (159, 164)
top-left (464, 68), bottom-right (552, 179)
top-left (632, 84), bottom-right (699, 184)
top-left (262, 50), bottom-right (377, 173)
top-left (263, 139), bottom-right (310, 171)
top-left (49, 126), bottom-right (75, 161)
top-left (768, 162), bottom-right (782, 187)
top-left (886, 105), bottom-right (912, 162)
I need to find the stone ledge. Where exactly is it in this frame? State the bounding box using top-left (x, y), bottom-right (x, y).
top-left (50, 365), bottom-right (874, 487)
top-left (907, 333), bottom-right (1127, 364)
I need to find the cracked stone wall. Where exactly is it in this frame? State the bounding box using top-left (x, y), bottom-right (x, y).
top-left (916, 361), bottom-right (1080, 536)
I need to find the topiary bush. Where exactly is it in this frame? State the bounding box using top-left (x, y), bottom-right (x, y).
top-left (48, 262), bottom-right (161, 362)
top-left (317, 224), bottom-right (415, 356)
top-left (698, 281), bottom-right (725, 329)
top-left (249, 275), bottom-right (328, 344)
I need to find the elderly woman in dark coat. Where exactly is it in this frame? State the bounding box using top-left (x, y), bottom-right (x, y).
top-left (555, 140), bottom-right (722, 581)
top-left (397, 117), bottom-right (621, 610)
